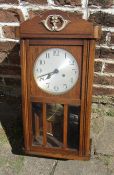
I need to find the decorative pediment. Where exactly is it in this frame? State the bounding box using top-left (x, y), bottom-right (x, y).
top-left (19, 10), bottom-right (101, 39)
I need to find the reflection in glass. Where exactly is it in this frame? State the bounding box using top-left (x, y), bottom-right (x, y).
top-left (32, 103), bottom-right (64, 147)
top-left (32, 103), bottom-right (43, 145)
top-left (46, 104), bottom-right (63, 147)
top-left (31, 102), bottom-right (80, 150)
top-left (67, 106), bottom-right (80, 149)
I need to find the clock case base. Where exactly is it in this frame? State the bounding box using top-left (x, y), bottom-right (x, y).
top-left (25, 150), bottom-right (90, 160)
top-left (19, 10), bottom-right (101, 160)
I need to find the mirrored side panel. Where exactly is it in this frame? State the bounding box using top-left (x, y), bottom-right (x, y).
top-left (67, 105), bottom-right (80, 150)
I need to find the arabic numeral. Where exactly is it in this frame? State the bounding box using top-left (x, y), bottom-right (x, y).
top-left (63, 84), bottom-right (67, 89)
top-left (69, 60), bottom-right (75, 65)
top-left (70, 77), bottom-right (73, 83)
top-left (53, 86), bottom-right (59, 91)
top-left (53, 50), bottom-right (59, 56)
top-left (72, 68), bottom-right (77, 74)
top-left (65, 52), bottom-right (67, 59)
top-left (40, 60), bottom-right (45, 65)
top-left (46, 83), bottom-right (50, 88)
top-left (36, 68), bottom-right (42, 73)
top-left (46, 52), bottom-right (50, 58)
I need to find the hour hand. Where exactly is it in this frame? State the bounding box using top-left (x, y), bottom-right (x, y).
top-left (38, 69), bottom-right (59, 80)
top-left (46, 74), bottom-right (51, 79)
top-left (46, 69), bottom-right (59, 79)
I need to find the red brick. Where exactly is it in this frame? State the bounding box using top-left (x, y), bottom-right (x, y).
top-left (97, 31), bottom-right (114, 46)
top-left (0, 52), bottom-right (7, 64)
top-left (89, 12), bottom-right (114, 27)
top-left (89, 0), bottom-right (114, 8)
top-left (93, 86), bottom-right (114, 96)
top-left (0, 43), bottom-right (20, 65)
top-left (97, 31), bottom-right (114, 45)
top-left (104, 63), bottom-right (114, 73)
top-left (54, 0), bottom-right (81, 6)
top-left (0, 9), bottom-right (24, 22)
top-left (74, 11), bottom-right (83, 18)
top-left (0, 0), bottom-right (19, 3)
top-left (97, 32), bottom-right (104, 45)
top-left (0, 42), bottom-right (20, 65)
top-left (0, 77), bottom-right (5, 86)
top-left (94, 61), bottom-right (102, 72)
top-left (95, 48), bottom-right (100, 58)
top-left (111, 32), bottom-right (114, 44)
top-left (28, 10), bottom-right (44, 19)
top-left (94, 74), bottom-right (114, 86)
top-left (95, 48), bottom-right (114, 59)
top-left (22, 0), bottom-right (47, 4)
top-left (0, 42), bottom-right (16, 52)
top-left (0, 65), bottom-right (21, 75)
top-left (0, 85), bottom-right (21, 98)
top-left (3, 26), bottom-right (18, 39)
top-left (92, 95), bottom-right (114, 104)
top-left (4, 77), bottom-right (21, 87)
top-left (0, 96), bottom-right (21, 104)
top-left (29, 10), bottom-right (83, 19)
top-left (8, 52), bottom-right (20, 65)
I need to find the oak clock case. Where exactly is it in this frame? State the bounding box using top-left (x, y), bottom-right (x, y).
top-left (19, 11), bottom-right (100, 160)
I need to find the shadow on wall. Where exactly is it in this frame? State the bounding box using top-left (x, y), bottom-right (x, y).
top-left (0, 43), bottom-right (21, 99)
top-left (0, 101), bottom-right (24, 155)
top-left (0, 42), bottom-right (24, 155)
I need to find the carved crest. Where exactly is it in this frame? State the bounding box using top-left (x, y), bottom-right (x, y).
top-left (41, 14), bottom-right (70, 32)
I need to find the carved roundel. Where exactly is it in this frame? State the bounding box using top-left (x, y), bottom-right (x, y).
top-left (41, 14), bottom-right (70, 32)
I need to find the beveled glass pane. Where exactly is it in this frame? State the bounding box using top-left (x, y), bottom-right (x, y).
top-left (46, 103), bottom-right (64, 147)
top-left (67, 105), bottom-right (80, 149)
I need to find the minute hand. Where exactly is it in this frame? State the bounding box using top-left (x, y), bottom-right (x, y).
top-left (38, 69), bottom-right (59, 79)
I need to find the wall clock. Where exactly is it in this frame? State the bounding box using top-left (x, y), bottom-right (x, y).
top-left (19, 10), bottom-right (100, 160)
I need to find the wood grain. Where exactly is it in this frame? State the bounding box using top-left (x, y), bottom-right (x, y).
top-left (63, 104), bottom-right (68, 148)
top-left (20, 10), bottom-right (100, 160)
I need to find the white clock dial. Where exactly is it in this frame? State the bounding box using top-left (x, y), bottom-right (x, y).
top-left (33, 48), bottom-right (79, 95)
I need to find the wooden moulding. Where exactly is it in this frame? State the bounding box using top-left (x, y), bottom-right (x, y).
top-left (25, 150), bottom-right (90, 160)
top-left (15, 26), bottom-right (102, 39)
top-left (93, 25), bottom-right (102, 39)
top-left (16, 26), bottom-right (101, 40)
top-left (17, 10), bottom-right (101, 40)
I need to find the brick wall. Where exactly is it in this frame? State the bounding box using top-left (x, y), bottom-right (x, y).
top-left (0, 0), bottom-right (114, 103)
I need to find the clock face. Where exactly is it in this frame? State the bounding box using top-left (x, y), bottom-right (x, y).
top-left (33, 48), bottom-right (79, 95)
